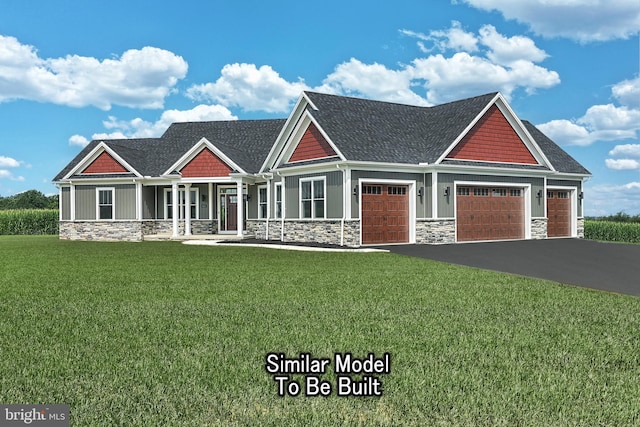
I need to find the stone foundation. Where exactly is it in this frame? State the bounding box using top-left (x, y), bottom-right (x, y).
top-left (531, 218), bottom-right (547, 239)
top-left (283, 219), bottom-right (360, 247)
top-left (59, 221), bottom-right (143, 241)
top-left (416, 219), bottom-right (456, 244)
top-left (577, 218), bottom-right (584, 238)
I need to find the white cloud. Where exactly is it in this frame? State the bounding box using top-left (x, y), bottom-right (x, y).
top-left (186, 24), bottom-right (559, 111)
top-left (586, 182), bottom-right (640, 216)
top-left (0, 35), bottom-right (188, 110)
top-left (0, 169), bottom-right (25, 181)
top-left (609, 144), bottom-right (640, 157)
top-left (459, 0), bottom-right (640, 42)
top-left (538, 77), bottom-right (640, 146)
top-left (0, 155), bottom-right (20, 168)
top-left (612, 77), bottom-right (640, 108)
top-left (187, 63), bottom-right (309, 113)
top-left (605, 158), bottom-right (640, 170)
top-left (69, 104), bottom-right (237, 146)
top-left (316, 58), bottom-right (430, 106)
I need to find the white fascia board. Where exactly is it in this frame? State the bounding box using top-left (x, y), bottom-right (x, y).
top-left (434, 93), bottom-right (553, 170)
top-left (162, 137), bottom-right (246, 176)
top-left (430, 163), bottom-right (551, 177)
top-left (275, 111), bottom-right (346, 166)
top-left (259, 92), bottom-right (314, 174)
top-left (63, 141), bottom-right (142, 179)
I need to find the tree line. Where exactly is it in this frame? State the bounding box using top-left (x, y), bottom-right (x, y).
top-left (0, 190), bottom-right (59, 210)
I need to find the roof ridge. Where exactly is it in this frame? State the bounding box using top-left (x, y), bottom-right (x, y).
top-left (303, 90), bottom-right (499, 109)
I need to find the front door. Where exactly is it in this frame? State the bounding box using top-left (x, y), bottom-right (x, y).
top-left (219, 189), bottom-right (246, 233)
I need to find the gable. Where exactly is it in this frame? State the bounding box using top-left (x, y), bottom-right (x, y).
top-left (81, 151), bottom-right (128, 174)
top-left (447, 105), bottom-right (538, 165)
top-left (180, 148), bottom-right (233, 178)
top-left (287, 122), bottom-right (337, 163)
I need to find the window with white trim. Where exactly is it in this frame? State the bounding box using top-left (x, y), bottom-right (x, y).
top-left (258, 186), bottom-right (267, 219)
top-left (165, 188), bottom-right (199, 220)
top-left (97, 188), bottom-right (114, 220)
top-left (300, 177), bottom-right (325, 219)
top-left (274, 183), bottom-right (283, 219)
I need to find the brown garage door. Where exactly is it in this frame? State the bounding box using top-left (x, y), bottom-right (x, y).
top-left (547, 190), bottom-right (571, 237)
top-left (456, 186), bottom-right (525, 242)
top-left (361, 184), bottom-right (409, 244)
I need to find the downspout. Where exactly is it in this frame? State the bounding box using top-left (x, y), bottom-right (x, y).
top-left (265, 175), bottom-right (272, 240)
top-left (337, 164), bottom-right (346, 246)
top-left (276, 171), bottom-right (285, 242)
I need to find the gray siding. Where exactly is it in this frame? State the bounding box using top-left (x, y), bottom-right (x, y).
top-left (350, 170), bottom-right (425, 220)
top-left (142, 186), bottom-right (155, 219)
top-left (438, 174), bottom-right (545, 218)
top-left (115, 185), bottom-right (136, 219)
top-left (75, 185), bottom-right (96, 220)
top-left (61, 187), bottom-right (71, 220)
top-left (285, 171), bottom-right (343, 219)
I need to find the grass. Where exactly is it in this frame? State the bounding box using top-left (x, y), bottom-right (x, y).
top-left (1, 236), bottom-right (639, 426)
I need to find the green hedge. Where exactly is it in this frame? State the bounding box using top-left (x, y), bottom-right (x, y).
top-left (0, 209), bottom-right (59, 235)
top-left (584, 220), bottom-right (640, 244)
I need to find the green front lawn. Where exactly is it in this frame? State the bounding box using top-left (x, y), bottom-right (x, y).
top-left (1, 236), bottom-right (638, 426)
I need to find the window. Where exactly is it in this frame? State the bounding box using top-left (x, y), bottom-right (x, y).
top-left (387, 186), bottom-right (407, 195)
top-left (457, 187), bottom-right (470, 196)
top-left (510, 189), bottom-right (522, 197)
top-left (258, 186), bottom-right (267, 219)
top-left (474, 188), bottom-right (489, 196)
top-left (97, 188), bottom-right (114, 220)
top-left (492, 188), bottom-right (507, 197)
top-left (165, 188), bottom-right (199, 220)
top-left (547, 191), bottom-right (554, 199)
top-left (363, 185), bottom-right (382, 195)
top-left (275, 183), bottom-right (283, 219)
top-left (557, 191), bottom-right (569, 199)
top-left (300, 178), bottom-right (325, 219)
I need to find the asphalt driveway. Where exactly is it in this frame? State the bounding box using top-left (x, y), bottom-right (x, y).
top-left (384, 239), bottom-right (640, 297)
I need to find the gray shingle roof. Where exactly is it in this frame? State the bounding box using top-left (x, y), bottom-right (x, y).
top-left (54, 92), bottom-right (589, 182)
top-left (303, 91), bottom-right (498, 164)
top-left (522, 121), bottom-right (591, 175)
top-left (54, 119), bottom-right (285, 181)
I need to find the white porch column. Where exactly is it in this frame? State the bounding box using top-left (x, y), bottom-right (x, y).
top-left (135, 181), bottom-right (143, 220)
top-left (70, 184), bottom-right (76, 221)
top-left (208, 183), bottom-right (214, 228)
top-left (184, 183), bottom-right (192, 236)
top-left (172, 182), bottom-right (179, 237)
top-left (236, 180), bottom-right (243, 237)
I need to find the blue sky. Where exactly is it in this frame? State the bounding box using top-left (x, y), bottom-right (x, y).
top-left (0, 0), bottom-right (638, 215)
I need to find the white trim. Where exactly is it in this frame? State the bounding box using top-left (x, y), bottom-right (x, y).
top-left (274, 182), bottom-right (283, 219)
top-left (257, 184), bottom-right (268, 219)
top-left (162, 137), bottom-right (246, 176)
top-left (357, 178), bottom-right (417, 246)
top-left (547, 185), bottom-right (578, 237)
top-left (64, 142), bottom-right (142, 179)
top-left (453, 180), bottom-right (532, 242)
top-left (299, 176), bottom-right (327, 219)
top-left (275, 111), bottom-right (346, 166)
top-left (432, 171), bottom-right (438, 219)
top-left (435, 93), bottom-right (553, 170)
top-left (95, 187), bottom-right (115, 220)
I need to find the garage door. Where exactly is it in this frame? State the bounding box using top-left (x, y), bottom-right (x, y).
top-left (456, 186), bottom-right (525, 242)
top-left (361, 184), bottom-right (409, 244)
top-left (547, 190), bottom-right (571, 237)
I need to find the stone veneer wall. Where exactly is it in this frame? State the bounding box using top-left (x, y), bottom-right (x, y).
top-left (415, 219), bottom-right (456, 244)
top-left (284, 220), bottom-right (360, 247)
top-left (577, 218), bottom-right (584, 238)
top-left (59, 221), bottom-right (142, 241)
top-left (531, 218), bottom-right (547, 239)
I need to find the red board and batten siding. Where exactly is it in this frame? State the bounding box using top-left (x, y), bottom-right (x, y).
top-left (82, 151), bottom-right (128, 174)
top-left (448, 105), bottom-right (538, 164)
top-left (181, 148), bottom-right (233, 178)
top-left (288, 123), bottom-right (337, 163)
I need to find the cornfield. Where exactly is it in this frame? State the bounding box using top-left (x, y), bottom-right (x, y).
top-left (584, 220), bottom-right (640, 244)
top-left (0, 209), bottom-right (59, 235)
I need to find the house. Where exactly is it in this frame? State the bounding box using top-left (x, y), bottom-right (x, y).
top-left (53, 91), bottom-right (591, 245)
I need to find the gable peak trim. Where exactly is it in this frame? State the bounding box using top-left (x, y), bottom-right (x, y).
top-left (64, 141), bottom-right (141, 179)
top-left (163, 137), bottom-right (246, 176)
